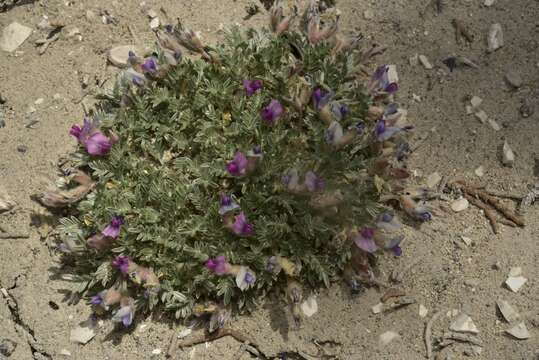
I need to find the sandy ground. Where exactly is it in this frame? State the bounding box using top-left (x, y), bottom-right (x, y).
top-left (1, 0), bottom-right (538, 359)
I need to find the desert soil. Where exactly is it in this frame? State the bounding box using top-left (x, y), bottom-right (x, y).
top-left (1, 0), bottom-right (538, 359)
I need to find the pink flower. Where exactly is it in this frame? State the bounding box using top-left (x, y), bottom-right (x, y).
top-left (205, 255), bottom-right (231, 275)
top-left (232, 212), bottom-right (253, 236)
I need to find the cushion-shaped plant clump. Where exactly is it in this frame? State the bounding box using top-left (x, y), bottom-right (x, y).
top-left (44, 1), bottom-right (428, 329)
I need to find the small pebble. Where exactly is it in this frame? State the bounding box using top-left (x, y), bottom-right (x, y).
top-left (505, 70), bottom-right (523, 88)
top-left (484, 0), bottom-right (495, 6)
top-left (474, 166), bottom-right (485, 177)
top-left (59, 349), bottom-right (72, 356)
top-left (487, 23), bottom-right (504, 52)
top-left (34, 98), bottom-right (44, 105)
top-left (409, 53), bottom-right (419, 66)
top-left (470, 96), bottom-right (483, 108)
top-left (488, 118), bottom-right (501, 131)
top-left (419, 54), bottom-right (433, 70)
top-left (372, 303), bottom-right (384, 314)
top-left (426, 172), bottom-right (442, 188)
top-left (17, 145), bottom-right (27, 153)
top-left (150, 17), bottom-right (160, 30)
top-left (151, 348), bottom-right (162, 355)
top-left (451, 198), bottom-right (469, 212)
top-left (474, 110), bottom-right (488, 124)
top-left (502, 141), bottom-right (515, 167)
top-left (497, 300), bottom-right (520, 323)
top-left (419, 304), bottom-right (428, 318)
top-left (505, 276), bottom-right (527, 292)
top-left (450, 313), bottom-right (479, 334)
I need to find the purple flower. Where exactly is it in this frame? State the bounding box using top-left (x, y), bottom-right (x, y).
top-left (415, 208), bottom-right (433, 222)
top-left (370, 65), bottom-right (398, 95)
top-left (304, 171), bottom-right (325, 192)
top-left (376, 212), bottom-right (402, 233)
top-left (112, 298), bottom-right (135, 327)
top-left (232, 212), bottom-right (253, 236)
top-left (242, 79), bottom-right (262, 96)
top-left (90, 293), bottom-right (103, 306)
top-left (70, 117), bottom-right (114, 156)
top-left (125, 68), bottom-right (146, 86)
top-left (353, 228), bottom-right (378, 253)
top-left (248, 145), bottom-right (263, 158)
top-left (112, 255), bottom-right (132, 275)
top-left (235, 266), bottom-right (256, 291)
top-left (219, 194), bottom-right (239, 215)
top-left (375, 119), bottom-right (411, 142)
top-left (261, 99), bottom-right (284, 124)
top-left (226, 151), bottom-right (249, 177)
top-left (312, 88), bottom-right (333, 110)
top-left (384, 235), bottom-right (404, 256)
top-left (141, 57), bottom-right (158, 73)
top-left (102, 216), bottom-right (124, 239)
top-left (127, 51), bottom-right (139, 66)
top-left (353, 122), bottom-right (365, 134)
top-left (205, 255), bottom-right (230, 275)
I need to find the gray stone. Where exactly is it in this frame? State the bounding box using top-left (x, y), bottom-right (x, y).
top-left (487, 23), bottom-right (503, 52)
top-left (505, 70), bottom-right (523, 88)
top-left (0, 338), bottom-right (17, 357)
top-left (0, 22), bottom-right (32, 52)
top-left (505, 322), bottom-right (530, 340)
top-left (502, 141), bottom-right (515, 167)
top-left (497, 300), bottom-right (520, 323)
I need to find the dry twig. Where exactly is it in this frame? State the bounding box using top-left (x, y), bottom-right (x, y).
top-left (451, 19), bottom-right (473, 44)
top-left (166, 328), bottom-right (253, 358)
top-left (463, 193), bottom-right (499, 234)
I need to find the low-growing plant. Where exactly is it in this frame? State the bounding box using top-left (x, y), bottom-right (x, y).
top-left (40, 0), bottom-right (429, 329)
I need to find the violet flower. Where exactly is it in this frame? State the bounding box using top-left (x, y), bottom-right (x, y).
top-left (125, 68), bottom-right (146, 86)
top-left (102, 216), bottom-right (124, 239)
top-left (141, 57), bottom-right (158, 73)
top-left (384, 235), bottom-right (404, 256)
top-left (414, 207), bottom-right (433, 222)
top-left (218, 194), bottom-right (239, 215)
top-left (376, 212), bottom-right (402, 233)
top-left (226, 151), bottom-right (248, 177)
top-left (353, 228), bottom-right (378, 253)
top-left (90, 293), bottom-right (103, 306)
top-left (304, 171), bottom-right (325, 192)
top-left (312, 88), bottom-right (333, 110)
top-left (70, 117), bottom-right (114, 156)
top-left (330, 102), bottom-right (348, 120)
top-left (375, 119), bottom-right (412, 142)
top-left (232, 212), bottom-right (254, 236)
top-left (235, 266), bottom-right (256, 291)
top-left (370, 65), bottom-right (399, 95)
top-left (112, 255), bottom-right (132, 275)
top-left (205, 255), bottom-right (231, 275)
top-left (112, 298), bottom-right (135, 327)
top-left (242, 79), bottom-right (262, 96)
top-left (261, 99), bottom-right (284, 124)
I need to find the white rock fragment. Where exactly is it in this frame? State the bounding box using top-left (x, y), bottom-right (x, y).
top-left (505, 322), bottom-right (530, 340)
top-left (509, 267), bottom-right (522, 277)
top-left (69, 322), bottom-right (96, 344)
top-left (0, 192), bottom-right (16, 213)
top-left (505, 276), bottom-right (527, 292)
top-left (497, 300), bottom-right (520, 323)
top-left (300, 295), bottom-right (318, 317)
top-left (34, 98), bottom-right (44, 105)
top-left (412, 93), bottom-right (422, 102)
top-left (59, 349), bottom-right (71, 356)
top-left (379, 331), bottom-right (400, 346)
top-left (487, 23), bottom-right (504, 52)
top-left (177, 328), bottom-right (192, 339)
top-left (502, 141), bottom-right (515, 167)
top-left (460, 236), bottom-right (473, 246)
top-left (470, 96), bottom-right (483, 108)
top-left (466, 105), bottom-right (474, 115)
top-left (409, 53), bottom-right (419, 66)
top-left (107, 45), bottom-right (140, 68)
top-left (450, 313), bottom-right (479, 334)
top-left (372, 303), bottom-right (384, 314)
top-left (487, 118), bottom-right (501, 131)
top-left (451, 198), bottom-right (469, 212)
top-left (484, 0), bottom-right (495, 6)
top-left (387, 65), bottom-right (399, 84)
top-left (474, 110), bottom-right (488, 124)
top-left (419, 304), bottom-right (428, 318)
top-left (151, 348), bottom-right (162, 355)
top-left (419, 55), bottom-right (433, 70)
top-left (474, 166), bottom-right (485, 177)
top-left (426, 172), bottom-right (442, 188)
top-left (150, 17), bottom-right (160, 30)
top-left (0, 22), bottom-right (33, 52)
